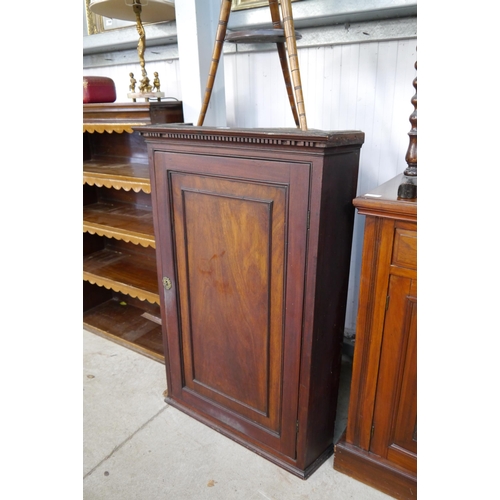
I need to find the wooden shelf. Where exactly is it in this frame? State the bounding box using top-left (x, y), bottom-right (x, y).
top-left (84, 297), bottom-right (164, 363)
top-left (83, 247), bottom-right (159, 304)
top-left (83, 159), bottom-right (151, 193)
top-left (83, 201), bottom-right (155, 248)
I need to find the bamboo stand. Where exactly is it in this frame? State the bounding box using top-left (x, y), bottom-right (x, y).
top-left (197, 0), bottom-right (307, 131)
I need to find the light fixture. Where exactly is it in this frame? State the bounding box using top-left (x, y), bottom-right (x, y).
top-left (89, 0), bottom-right (176, 102)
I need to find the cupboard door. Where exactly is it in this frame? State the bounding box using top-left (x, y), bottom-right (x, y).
top-left (371, 275), bottom-right (417, 473)
top-left (153, 152), bottom-right (310, 458)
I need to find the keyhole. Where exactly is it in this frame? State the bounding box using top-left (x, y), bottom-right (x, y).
top-left (163, 277), bottom-right (172, 290)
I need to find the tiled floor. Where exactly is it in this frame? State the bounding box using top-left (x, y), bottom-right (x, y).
top-left (83, 329), bottom-right (391, 499)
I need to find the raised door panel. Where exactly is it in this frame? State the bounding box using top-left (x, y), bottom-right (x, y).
top-left (371, 275), bottom-right (417, 473)
top-left (172, 173), bottom-right (285, 432)
top-left (153, 152), bottom-right (311, 459)
top-left (388, 290), bottom-right (417, 468)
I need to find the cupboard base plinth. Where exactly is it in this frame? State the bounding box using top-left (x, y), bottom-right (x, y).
top-left (334, 435), bottom-right (417, 499)
top-left (166, 396), bottom-right (333, 480)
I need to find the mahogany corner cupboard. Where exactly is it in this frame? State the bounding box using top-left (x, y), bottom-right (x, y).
top-left (138, 124), bottom-right (364, 479)
top-left (334, 174), bottom-right (417, 498)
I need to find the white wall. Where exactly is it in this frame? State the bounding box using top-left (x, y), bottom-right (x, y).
top-left (83, 12), bottom-right (417, 334)
top-left (222, 39), bottom-right (416, 332)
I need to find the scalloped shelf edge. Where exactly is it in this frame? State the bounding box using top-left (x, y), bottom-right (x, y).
top-left (83, 274), bottom-right (160, 305)
top-left (83, 178), bottom-right (151, 194)
top-left (83, 125), bottom-right (135, 134)
top-left (83, 225), bottom-right (156, 248)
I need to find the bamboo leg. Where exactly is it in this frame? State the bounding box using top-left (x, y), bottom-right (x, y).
top-left (280, 0), bottom-right (307, 130)
top-left (268, 0), bottom-right (299, 127)
top-left (197, 0), bottom-right (233, 126)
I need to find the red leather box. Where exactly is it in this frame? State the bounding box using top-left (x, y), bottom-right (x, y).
top-left (83, 76), bottom-right (116, 103)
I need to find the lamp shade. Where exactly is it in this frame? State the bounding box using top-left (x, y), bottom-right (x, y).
top-left (89, 0), bottom-right (175, 23)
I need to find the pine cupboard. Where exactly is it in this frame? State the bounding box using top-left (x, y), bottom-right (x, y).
top-left (334, 173), bottom-right (417, 498)
top-left (138, 124), bottom-right (364, 478)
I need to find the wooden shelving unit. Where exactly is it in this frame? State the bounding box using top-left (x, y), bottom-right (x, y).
top-left (83, 101), bottom-right (183, 363)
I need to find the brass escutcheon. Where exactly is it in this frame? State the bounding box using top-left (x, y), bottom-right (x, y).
top-left (162, 277), bottom-right (172, 290)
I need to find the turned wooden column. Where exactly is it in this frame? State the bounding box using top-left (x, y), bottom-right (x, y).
top-left (398, 58), bottom-right (417, 199)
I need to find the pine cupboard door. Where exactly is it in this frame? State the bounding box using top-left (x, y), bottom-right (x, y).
top-left (370, 224), bottom-right (417, 474)
top-left (152, 151), bottom-right (311, 459)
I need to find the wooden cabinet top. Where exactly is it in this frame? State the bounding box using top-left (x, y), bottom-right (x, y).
top-left (353, 173), bottom-right (417, 222)
top-left (137, 123), bottom-right (364, 151)
top-left (83, 101), bottom-right (184, 133)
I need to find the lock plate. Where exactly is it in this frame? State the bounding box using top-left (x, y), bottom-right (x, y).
top-left (162, 277), bottom-right (172, 290)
